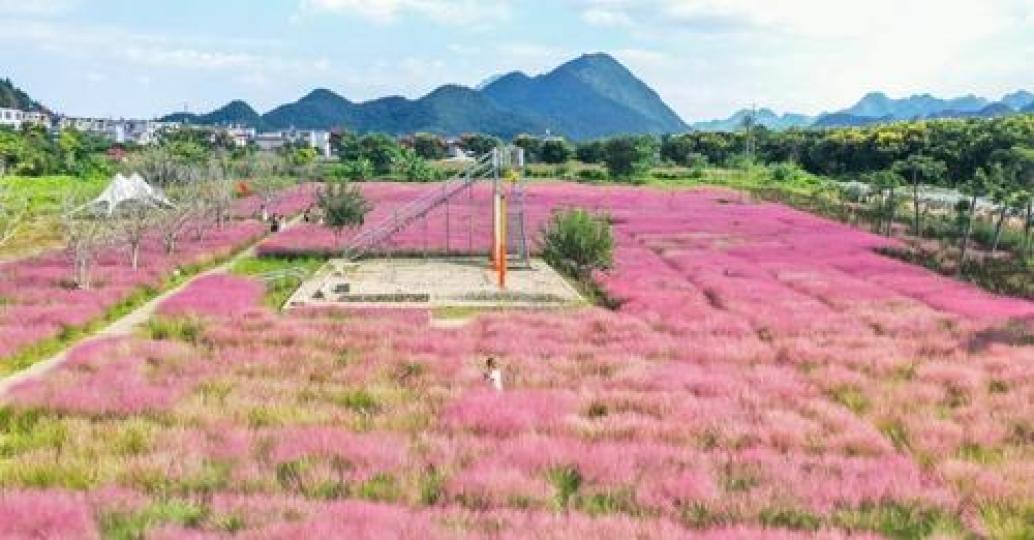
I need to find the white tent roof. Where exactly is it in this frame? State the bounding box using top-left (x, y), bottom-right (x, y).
top-left (82, 173), bottom-right (173, 216)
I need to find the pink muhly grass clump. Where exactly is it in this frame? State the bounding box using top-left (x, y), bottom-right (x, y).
top-left (446, 462), bottom-right (550, 508)
top-left (0, 490), bottom-right (99, 539)
top-left (269, 428), bottom-right (407, 479)
top-left (158, 274), bottom-right (265, 318)
top-left (7, 337), bottom-right (198, 416)
top-left (443, 389), bottom-right (577, 437)
top-left (244, 501), bottom-right (436, 539)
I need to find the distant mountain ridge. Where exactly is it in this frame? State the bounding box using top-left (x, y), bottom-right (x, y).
top-left (691, 108), bottom-right (814, 132)
top-left (162, 53), bottom-right (687, 140)
top-left (694, 89), bottom-right (1034, 131)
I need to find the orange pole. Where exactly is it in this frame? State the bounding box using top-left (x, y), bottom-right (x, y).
top-left (491, 191), bottom-right (499, 269)
top-left (499, 194), bottom-right (507, 288)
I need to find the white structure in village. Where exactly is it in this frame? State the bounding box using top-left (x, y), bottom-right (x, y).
top-left (0, 107), bottom-right (51, 129)
top-left (58, 117), bottom-right (182, 145)
top-left (79, 173), bottom-right (173, 216)
top-left (3, 102), bottom-right (331, 157)
top-left (255, 128), bottom-right (332, 158)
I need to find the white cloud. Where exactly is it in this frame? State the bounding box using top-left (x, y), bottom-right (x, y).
top-left (581, 7), bottom-right (633, 27)
top-left (566, 0), bottom-right (1034, 120)
top-left (123, 47), bottom-right (260, 70)
top-left (572, 0), bottom-right (1030, 38)
top-left (0, 0), bottom-right (79, 16)
top-left (300, 0), bottom-right (511, 25)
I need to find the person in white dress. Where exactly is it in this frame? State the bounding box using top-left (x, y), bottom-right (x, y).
top-left (484, 357), bottom-right (503, 392)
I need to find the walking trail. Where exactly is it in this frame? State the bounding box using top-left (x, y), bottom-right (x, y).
top-left (0, 217), bottom-right (300, 397)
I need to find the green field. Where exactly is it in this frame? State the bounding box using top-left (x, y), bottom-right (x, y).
top-left (0, 175), bottom-right (106, 260)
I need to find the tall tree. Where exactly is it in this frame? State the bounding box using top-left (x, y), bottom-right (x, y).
top-left (318, 182), bottom-right (373, 248)
top-left (867, 170), bottom-right (903, 236)
top-left (893, 155), bottom-right (947, 236)
top-left (957, 167), bottom-right (994, 273)
top-left (540, 139), bottom-right (573, 165)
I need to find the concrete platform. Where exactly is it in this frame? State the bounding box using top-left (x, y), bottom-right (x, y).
top-left (285, 257), bottom-right (584, 309)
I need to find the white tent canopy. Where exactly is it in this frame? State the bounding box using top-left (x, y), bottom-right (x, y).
top-left (80, 173), bottom-right (174, 216)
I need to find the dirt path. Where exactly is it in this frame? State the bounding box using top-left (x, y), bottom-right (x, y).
top-left (0, 217), bottom-right (299, 397)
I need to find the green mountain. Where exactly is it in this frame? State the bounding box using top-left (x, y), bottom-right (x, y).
top-left (255, 85), bottom-right (545, 139)
top-left (160, 53), bottom-right (686, 140)
top-left (0, 78), bottom-right (44, 111)
top-left (263, 89), bottom-right (357, 130)
top-left (482, 53), bottom-right (686, 139)
top-left (164, 100), bottom-right (264, 128)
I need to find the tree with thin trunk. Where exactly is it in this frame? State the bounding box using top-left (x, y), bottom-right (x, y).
top-left (114, 202), bottom-right (158, 270)
top-left (893, 155), bottom-right (946, 237)
top-left (61, 191), bottom-right (113, 290)
top-left (203, 169), bottom-right (235, 230)
top-left (995, 146), bottom-right (1034, 258)
top-left (957, 167), bottom-right (993, 274)
top-left (156, 182), bottom-right (200, 255)
top-left (866, 170), bottom-right (903, 236)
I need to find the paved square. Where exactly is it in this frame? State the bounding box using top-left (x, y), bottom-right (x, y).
top-left (286, 257), bottom-right (584, 308)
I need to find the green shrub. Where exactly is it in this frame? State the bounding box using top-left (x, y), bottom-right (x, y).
top-left (541, 209), bottom-right (614, 282)
top-left (146, 317), bottom-right (205, 345)
top-left (576, 168), bottom-right (608, 183)
top-left (548, 465), bottom-right (582, 510)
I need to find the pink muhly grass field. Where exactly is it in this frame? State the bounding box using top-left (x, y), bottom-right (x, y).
top-left (1, 181), bottom-right (1031, 537)
top-left (158, 274), bottom-right (265, 319)
top-left (0, 184), bottom-right (317, 365)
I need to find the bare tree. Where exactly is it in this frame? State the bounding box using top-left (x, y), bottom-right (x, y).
top-left (113, 202), bottom-right (159, 270)
top-left (61, 192), bottom-right (113, 290)
top-left (155, 182), bottom-right (200, 255)
top-left (0, 183), bottom-right (26, 249)
top-left (200, 161), bottom-right (236, 230)
top-left (120, 147), bottom-right (201, 187)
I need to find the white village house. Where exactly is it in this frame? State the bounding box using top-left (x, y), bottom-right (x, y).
top-left (255, 128), bottom-right (332, 158)
top-left (0, 107), bottom-right (51, 129)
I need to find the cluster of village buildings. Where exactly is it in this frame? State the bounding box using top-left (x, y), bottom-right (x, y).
top-left (0, 106), bottom-right (332, 157)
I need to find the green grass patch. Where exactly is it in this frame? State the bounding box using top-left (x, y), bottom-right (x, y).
top-left (330, 389), bottom-right (381, 415)
top-left (878, 419), bottom-right (912, 453)
top-left (981, 504), bottom-right (1034, 539)
top-left (828, 386), bottom-right (870, 414)
top-left (419, 468), bottom-right (445, 506)
top-left (578, 488), bottom-right (639, 517)
top-left (547, 465), bottom-right (583, 510)
top-left (831, 502), bottom-right (968, 538)
top-left (100, 499), bottom-right (209, 540)
top-left (759, 507), bottom-right (822, 531)
top-left (357, 473), bottom-right (400, 503)
top-left (0, 175), bottom-right (107, 260)
top-left (0, 407), bottom-right (68, 457)
top-left (145, 317), bottom-right (206, 345)
top-left (231, 255), bottom-right (325, 309)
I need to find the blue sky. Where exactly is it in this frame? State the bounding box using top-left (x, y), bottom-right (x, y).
top-left (1, 0), bottom-right (1031, 122)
